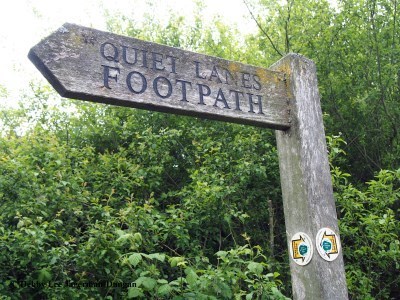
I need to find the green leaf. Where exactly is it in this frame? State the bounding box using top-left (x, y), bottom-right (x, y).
top-left (133, 232), bottom-right (142, 242)
top-left (37, 268), bottom-right (52, 283)
top-left (49, 256), bottom-right (58, 265)
top-left (215, 251), bottom-right (227, 258)
top-left (128, 287), bottom-right (144, 298)
top-left (247, 262), bottom-right (263, 275)
top-left (17, 220), bottom-right (24, 228)
top-left (128, 253), bottom-right (142, 267)
top-left (169, 256), bottom-right (185, 267)
top-left (116, 233), bottom-right (132, 243)
top-left (157, 279), bottom-right (168, 284)
top-left (157, 284), bottom-right (172, 296)
top-left (136, 277), bottom-right (157, 290)
top-left (246, 292), bottom-right (254, 300)
top-left (147, 253), bottom-right (165, 262)
top-left (185, 267), bottom-right (198, 286)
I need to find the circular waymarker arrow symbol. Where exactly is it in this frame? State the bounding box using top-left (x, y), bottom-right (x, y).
top-left (289, 232), bottom-right (313, 266)
top-left (316, 228), bottom-right (341, 261)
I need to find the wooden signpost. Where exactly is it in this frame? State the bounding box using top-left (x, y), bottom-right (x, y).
top-left (29, 23), bottom-right (349, 299)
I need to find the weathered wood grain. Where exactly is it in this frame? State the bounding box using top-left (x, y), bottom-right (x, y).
top-left (29, 23), bottom-right (290, 129)
top-left (271, 54), bottom-right (348, 300)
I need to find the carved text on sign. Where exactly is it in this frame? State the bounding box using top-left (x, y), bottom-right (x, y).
top-left (100, 42), bottom-right (265, 115)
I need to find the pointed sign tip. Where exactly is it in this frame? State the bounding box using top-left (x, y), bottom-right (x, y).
top-left (28, 48), bottom-right (69, 97)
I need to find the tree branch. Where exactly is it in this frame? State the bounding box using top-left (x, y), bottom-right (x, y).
top-left (284, 0), bottom-right (294, 53)
top-left (243, 0), bottom-right (283, 57)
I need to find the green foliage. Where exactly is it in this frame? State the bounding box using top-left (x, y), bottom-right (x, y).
top-left (327, 137), bottom-right (400, 299)
top-left (336, 169), bottom-right (400, 299)
top-left (121, 245), bottom-right (289, 299)
top-left (0, 82), bottom-right (287, 298)
top-left (248, 0), bottom-right (400, 180)
top-left (4, 80), bottom-right (398, 300)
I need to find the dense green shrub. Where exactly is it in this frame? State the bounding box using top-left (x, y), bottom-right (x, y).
top-left (0, 100), bottom-right (288, 299)
top-left (329, 136), bottom-right (400, 299)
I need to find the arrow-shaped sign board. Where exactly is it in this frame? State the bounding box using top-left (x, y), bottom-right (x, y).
top-left (28, 23), bottom-right (290, 129)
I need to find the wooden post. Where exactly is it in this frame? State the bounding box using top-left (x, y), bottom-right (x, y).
top-left (271, 54), bottom-right (348, 299)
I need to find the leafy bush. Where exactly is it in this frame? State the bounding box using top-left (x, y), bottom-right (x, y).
top-left (328, 136), bottom-right (400, 299)
top-left (0, 98), bottom-right (288, 299)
